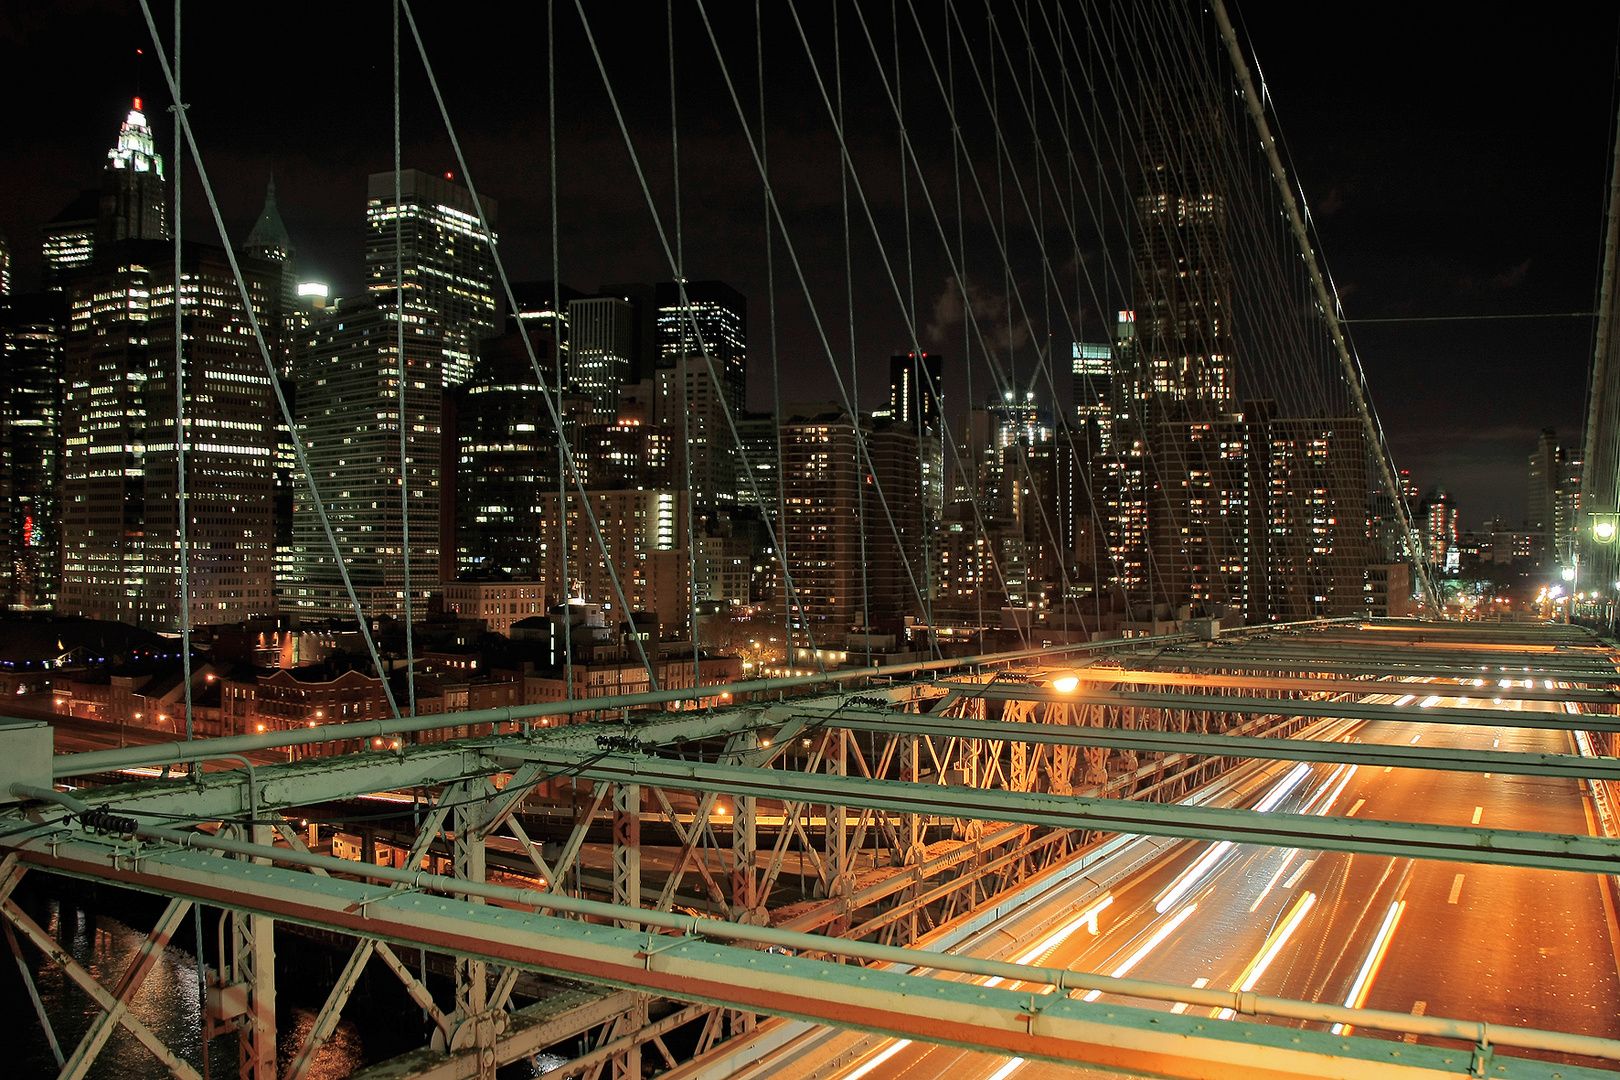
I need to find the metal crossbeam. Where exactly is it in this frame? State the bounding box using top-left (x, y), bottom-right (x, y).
top-left (943, 684), bottom-right (1620, 733)
top-left (495, 747), bottom-right (1620, 875)
top-left (10, 838), bottom-right (1611, 1080)
top-left (811, 708), bottom-right (1620, 780)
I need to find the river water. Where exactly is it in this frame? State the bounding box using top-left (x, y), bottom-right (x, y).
top-left (2, 881), bottom-right (427, 1079)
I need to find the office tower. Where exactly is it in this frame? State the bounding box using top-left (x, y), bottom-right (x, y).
top-left (656, 355), bottom-right (737, 508)
top-left (61, 241), bottom-right (277, 629)
top-left (0, 234), bottom-right (10, 296)
top-left (865, 420), bottom-right (927, 624)
top-left (1528, 427), bottom-right (1559, 557)
top-left (1257, 415), bottom-right (1372, 620)
top-left (656, 280), bottom-right (746, 413)
top-left (284, 295), bottom-right (441, 622)
top-left (41, 190), bottom-right (99, 291)
top-left (734, 412), bottom-right (780, 520)
top-left (1106, 81), bottom-right (1247, 622)
top-left (777, 405), bottom-right (864, 637)
top-left (364, 169), bottom-right (498, 388)
top-left (0, 292), bottom-right (66, 610)
top-left (534, 488), bottom-right (691, 635)
top-left (568, 296), bottom-right (636, 412)
top-left (1134, 87), bottom-right (1232, 414)
top-left (98, 98), bottom-right (169, 246)
top-left (244, 176), bottom-right (299, 377)
top-left (1555, 453), bottom-right (1583, 569)
top-left (888, 352), bottom-right (943, 431)
top-left (453, 321), bottom-right (561, 580)
top-left (508, 280), bottom-right (585, 389)
top-left (1072, 341), bottom-right (1113, 451)
top-left (775, 403), bottom-right (923, 637)
top-left (1418, 486), bottom-right (1459, 568)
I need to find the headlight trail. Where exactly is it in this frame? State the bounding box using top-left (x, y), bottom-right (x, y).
top-left (1082, 902), bottom-right (1199, 1002)
top-left (1331, 900), bottom-right (1408, 1035)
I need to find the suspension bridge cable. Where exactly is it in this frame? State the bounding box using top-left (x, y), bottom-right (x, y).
top-left (565, 0), bottom-right (827, 677)
top-left (685, 0), bottom-right (949, 661)
top-left (758, 0), bottom-right (794, 658)
top-left (832, 1), bottom-right (873, 667)
top-left (548, 0), bottom-right (572, 699)
top-left (135, 0), bottom-right (404, 722)
top-left (169, 0), bottom-right (193, 742)
top-left (401, 0), bottom-right (660, 690)
top-left (394, 0), bottom-right (417, 718)
top-left (669, 0), bottom-right (701, 694)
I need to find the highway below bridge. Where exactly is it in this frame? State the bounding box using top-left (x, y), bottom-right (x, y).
top-left (1, 619), bottom-right (1618, 1080)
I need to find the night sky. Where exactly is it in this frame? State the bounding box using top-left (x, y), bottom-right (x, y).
top-left (2, 1), bottom-right (1615, 529)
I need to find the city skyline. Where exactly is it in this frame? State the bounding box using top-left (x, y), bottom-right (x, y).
top-left (1, 3), bottom-right (1610, 526)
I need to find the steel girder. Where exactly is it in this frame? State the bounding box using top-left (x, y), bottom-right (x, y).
top-left (806, 708), bottom-right (1620, 781)
top-left (940, 684), bottom-right (1620, 733)
top-left (1047, 668), bottom-right (1620, 706)
top-left (8, 837), bottom-right (1610, 1080)
top-left (491, 747), bottom-right (1620, 875)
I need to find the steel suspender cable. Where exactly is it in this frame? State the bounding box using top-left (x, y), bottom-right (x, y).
top-left (169, 0), bottom-right (192, 743)
top-left (549, 0), bottom-right (572, 699)
top-left (1210, 0), bottom-right (1440, 613)
top-left (395, 0), bottom-right (416, 719)
top-left (565, 0), bottom-right (827, 679)
top-left (134, 0), bottom-right (404, 722)
top-left (401, 0), bottom-right (660, 690)
top-left (670, 0), bottom-right (701, 695)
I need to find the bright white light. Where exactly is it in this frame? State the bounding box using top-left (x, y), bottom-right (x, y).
top-left (1052, 675), bottom-right (1080, 693)
top-left (1254, 763), bottom-right (1311, 813)
top-left (1331, 901), bottom-right (1407, 1034)
top-left (984, 1059), bottom-right (1024, 1080)
top-left (1562, 567), bottom-right (1576, 581)
top-left (1083, 903), bottom-right (1199, 1001)
top-left (1392, 694), bottom-right (1417, 707)
top-left (1418, 695), bottom-right (1441, 708)
top-left (1313, 766), bottom-right (1357, 816)
top-left (297, 281), bottom-right (329, 298)
top-left (1240, 891), bottom-right (1316, 991)
top-left (1155, 842), bottom-right (1231, 913)
top-left (843, 1040), bottom-right (912, 1080)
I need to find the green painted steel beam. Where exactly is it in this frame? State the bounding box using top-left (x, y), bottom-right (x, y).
top-left (494, 747), bottom-right (1620, 876)
top-left (948, 685), bottom-right (1620, 733)
top-left (809, 709), bottom-right (1620, 781)
top-left (6, 835), bottom-right (1610, 1080)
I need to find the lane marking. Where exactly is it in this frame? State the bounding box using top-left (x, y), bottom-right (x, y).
top-left (1493, 738), bottom-right (1500, 747)
top-left (1347, 799), bottom-right (1365, 817)
top-left (1448, 874), bottom-right (1464, 905)
top-left (1332, 900), bottom-right (1408, 1035)
top-left (1471, 806), bottom-right (1483, 825)
top-left (1484, 773), bottom-right (1491, 779)
top-left (1082, 903), bottom-right (1200, 1001)
top-left (1409, 734), bottom-right (1421, 744)
top-left (1404, 1000), bottom-right (1427, 1043)
top-left (1283, 859), bottom-right (1314, 889)
top-left (1383, 766), bottom-right (1392, 773)
top-left (1250, 850), bottom-right (1300, 913)
top-left (1170, 977), bottom-right (1209, 1015)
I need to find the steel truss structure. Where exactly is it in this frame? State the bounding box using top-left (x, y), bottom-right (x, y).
top-left (2, 620), bottom-right (1618, 1080)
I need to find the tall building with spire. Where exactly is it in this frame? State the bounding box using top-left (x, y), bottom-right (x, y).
top-left (97, 97), bottom-right (169, 246)
top-left (244, 177), bottom-right (298, 376)
top-left (364, 169), bottom-right (498, 388)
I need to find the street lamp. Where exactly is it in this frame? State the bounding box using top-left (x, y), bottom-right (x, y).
top-left (1591, 512), bottom-right (1619, 544)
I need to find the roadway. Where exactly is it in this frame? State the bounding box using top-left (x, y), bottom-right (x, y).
top-left (821, 691), bottom-right (1620, 1080)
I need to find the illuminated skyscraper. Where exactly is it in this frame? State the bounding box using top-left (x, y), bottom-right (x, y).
top-left (888, 353), bottom-right (943, 432)
top-left (1071, 341), bottom-right (1113, 451)
top-left (283, 295), bottom-right (442, 622)
top-left (656, 280), bottom-right (747, 414)
top-left (60, 241), bottom-right (277, 629)
top-left (568, 295), bottom-right (635, 412)
top-left (98, 98), bottom-right (169, 247)
top-left (0, 292), bottom-right (65, 610)
top-left (41, 190), bottom-right (100, 292)
top-left (244, 176), bottom-right (298, 376)
top-left (365, 169), bottom-right (498, 388)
